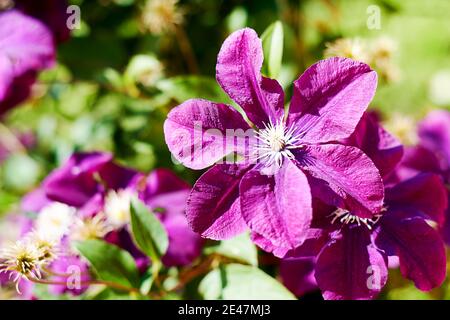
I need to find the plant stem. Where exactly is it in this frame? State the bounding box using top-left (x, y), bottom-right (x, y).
top-left (174, 26), bottom-right (199, 74)
top-left (170, 255), bottom-right (216, 292)
top-left (29, 277), bottom-right (141, 295)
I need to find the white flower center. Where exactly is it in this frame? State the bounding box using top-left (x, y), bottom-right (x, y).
top-left (329, 208), bottom-right (382, 230)
top-left (254, 118), bottom-right (302, 168)
top-left (36, 202), bottom-right (76, 241)
top-left (71, 214), bottom-right (112, 241)
top-left (103, 189), bottom-right (133, 229)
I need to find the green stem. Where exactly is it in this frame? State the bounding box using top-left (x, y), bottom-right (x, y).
top-left (30, 277), bottom-right (141, 295)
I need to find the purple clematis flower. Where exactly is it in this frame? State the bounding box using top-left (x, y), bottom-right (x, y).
top-left (139, 169), bottom-right (205, 267)
top-left (389, 110), bottom-right (450, 244)
top-left (164, 28), bottom-right (384, 254)
top-left (0, 9), bottom-right (55, 115)
top-left (418, 110), bottom-right (450, 176)
top-left (47, 255), bottom-right (90, 296)
top-left (285, 114), bottom-right (447, 300)
top-left (23, 152), bottom-right (204, 271)
top-left (392, 110), bottom-right (450, 183)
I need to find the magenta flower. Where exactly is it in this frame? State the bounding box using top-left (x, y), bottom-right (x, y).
top-left (139, 169), bottom-right (205, 267)
top-left (47, 255), bottom-right (90, 296)
top-left (0, 10), bottom-right (55, 115)
top-left (418, 110), bottom-right (450, 174)
top-left (285, 115), bottom-right (447, 300)
top-left (164, 28), bottom-right (384, 253)
top-left (392, 110), bottom-right (450, 183)
top-left (22, 152), bottom-right (204, 270)
top-left (390, 110), bottom-right (450, 244)
top-left (41, 152), bottom-right (138, 208)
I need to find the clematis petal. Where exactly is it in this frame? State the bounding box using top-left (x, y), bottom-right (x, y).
top-left (375, 209), bottom-right (446, 291)
top-left (0, 10), bottom-right (54, 76)
top-left (252, 227), bottom-right (328, 259)
top-left (186, 164), bottom-right (251, 240)
top-left (315, 227), bottom-right (388, 300)
top-left (345, 112), bottom-right (404, 178)
top-left (0, 56), bottom-right (15, 102)
top-left (385, 173), bottom-right (448, 224)
top-left (240, 160), bottom-right (312, 249)
top-left (21, 188), bottom-right (51, 213)
top-left (164, 99), bottom-right (253, 170)
top-left (296, 144), bottom-right (384, 217)
top-left (252, 198), bottom-right (333, 258)
top-left (392, 146), bottom-right (444, 182)
top-left (418, 110), bottom-right (450, 168)
top-left (161, 213), bottom-right (205, 267)
top-left (250, 232), bottom-right (292, 258)
top-left (216, 28), bottom-right (284, 127)
top-left (280, 257), bottom-right (318, 297)
top-left (48, 255), bottom-right (90, 296)
top-left (143, 168), bottom-right (190, 197)
top-left (43, 152), bottom-right (112, 207)
top-left (287, 57), bottom-right (377, 143)
top-left (0, 10), bottom-right (55, 114)
top-left (98, 162), bottom-right (139, 191)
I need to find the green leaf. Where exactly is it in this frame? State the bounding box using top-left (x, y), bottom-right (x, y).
top-left (205, 233), bottom-right (258, 266)
top-left (130, 197), bottom-right (169, 261)
top-left (199, 264), bottom-right (296, 300)
top-left (156, 76), bottom-right (232, 104)
top-left (261, 21), bottom-right (284, 79)
top-left (75, 240), bottom-right (140, 289)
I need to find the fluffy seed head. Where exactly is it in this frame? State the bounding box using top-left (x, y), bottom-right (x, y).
top-left (103, 189), bottom-right (134, 229)
top-left (35, 202), bottom-right (76, 242)
top-left (71, 214), bottom-right (112, 241)
top-left (0, 239), bottom-right (43, 292)
top-left (141, 0), bottom-right (184, 34)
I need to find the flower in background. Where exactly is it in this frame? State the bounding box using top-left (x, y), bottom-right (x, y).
top-left (0, 9), bottom-right (55, 115)
top-left (285, 114), bottom-right (447, 300)
top-left (0, 230), bottom-right (61, 293)
top-left (22, 152), bottom-right (204, 271)
top-left (417, 110), bottom-right (450, 175)
top-left (383, 112), bottom-right (418, 146)
top-left (0, 239), bottom-right (42, 291)
top-left (390, 110), bottom-right (450, 244)
top-left (325, 36), bottom-right (400, 82)
top-left (47, 255), bottom-right (90, 296)
top-left (71, 214), bottom-right (111, 242)
top-left (324, 38), bottom-right (369, 63)
top-left (165, 28), bottom-right (384, 255)
top-left (125, 54), bottom-right (164, 88)
top-left (35, 202), bottom-right (76, 242)
top-left (141, 0), bottom-right (184, 35)
top-left (105, 168), bottom-right (205, 268)
top-left (103, 189), bottom-right (134, 229)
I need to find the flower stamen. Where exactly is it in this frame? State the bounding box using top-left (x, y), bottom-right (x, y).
top-left (329, 208), bottom-right (382, 230)
top-left (253, 118), bottom-right (303, 169)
